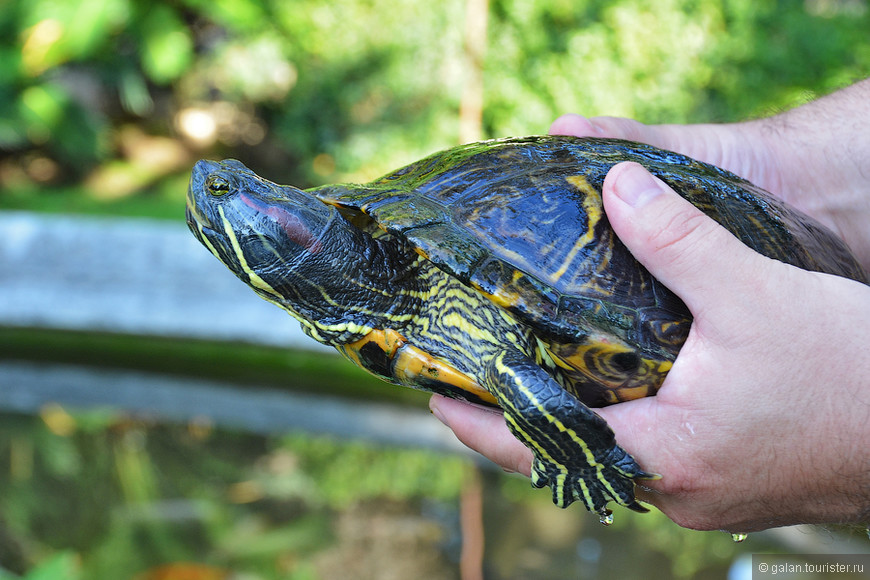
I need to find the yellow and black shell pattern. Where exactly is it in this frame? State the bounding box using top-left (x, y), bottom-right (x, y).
top-left (312, 136), bottom-right (867, 404)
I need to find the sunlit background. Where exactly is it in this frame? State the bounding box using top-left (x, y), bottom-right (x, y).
top-left (1, 0), bottom-right (869, 578)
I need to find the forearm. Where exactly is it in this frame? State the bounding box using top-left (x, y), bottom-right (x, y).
top-left (751, 78), bottom-right (870, 268)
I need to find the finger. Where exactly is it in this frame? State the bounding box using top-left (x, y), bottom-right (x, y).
top-left (549, 114), bottom-right (607, 137)
top-left (595, 396), bottom-right (674, 489)
top-left (550, 114), bottom-right (673, 148)
top-left (601, 162), bottom-right (767, 316)
top-left (550, 115), bottom-right (744, 179)
top-left (429, 395), bottom-right (533, 476)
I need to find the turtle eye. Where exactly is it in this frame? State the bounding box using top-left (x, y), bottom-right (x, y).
top-left (207, 175), bottom-right (231, 196)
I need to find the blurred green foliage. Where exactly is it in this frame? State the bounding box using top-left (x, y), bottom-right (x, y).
top-left (0, 409), bottom-right (471, 579)
top-left (1, 0), bottom-right (869, 212)
top-left (0, 552), bottom-right (81, 580)
top-left (0, 408), bottom-right (793, 580)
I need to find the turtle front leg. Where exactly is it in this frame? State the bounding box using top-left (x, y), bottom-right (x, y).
top-left (484, 351), bottom-right (656, 521)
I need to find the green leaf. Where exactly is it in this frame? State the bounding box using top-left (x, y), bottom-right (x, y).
top-left (138, 4), bottom-right (193, 83)
top-left (22, 552), bottom-right (81, 580)
top-left (18, 84), bottom-right (66, 141)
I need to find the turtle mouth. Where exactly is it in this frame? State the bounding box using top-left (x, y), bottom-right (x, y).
top-left (185, 205), bottom-right (220, 245)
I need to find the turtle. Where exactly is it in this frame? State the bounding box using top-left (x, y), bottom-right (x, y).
top-left (185, 136), bottom-right (868, 522)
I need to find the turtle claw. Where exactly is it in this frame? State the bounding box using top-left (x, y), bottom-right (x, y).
top-left (528, 445), bottom-right (651, 516)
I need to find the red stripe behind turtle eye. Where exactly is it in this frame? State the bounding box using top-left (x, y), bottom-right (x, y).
top-left (239, 193), bottom-right (322, 252)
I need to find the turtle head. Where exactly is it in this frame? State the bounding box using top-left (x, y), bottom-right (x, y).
top-left (186, 159), bottom-right (340, 327)
top-left (187, 158), bottom-right (332, 273)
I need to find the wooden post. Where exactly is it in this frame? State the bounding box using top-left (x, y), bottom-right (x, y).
top-left (459, 0), bottom-right (489, 143)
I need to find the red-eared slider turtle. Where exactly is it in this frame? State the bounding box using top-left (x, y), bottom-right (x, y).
top-left (185, 136), bottom-right (868, 522)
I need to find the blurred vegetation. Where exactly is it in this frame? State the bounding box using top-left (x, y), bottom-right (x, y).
top-left (0, 408), bottom-right (798, 580)
top-left (0, 409), bottom-right (471, 579)
top-left (1, 0), bottom-right (869, 217)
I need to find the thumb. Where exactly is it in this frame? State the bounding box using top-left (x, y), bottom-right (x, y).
top-left (601, 162), bottom-right (763, 316)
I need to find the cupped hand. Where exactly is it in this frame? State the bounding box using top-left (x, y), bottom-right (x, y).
top-left (430, 161), bottom-right (870, 532)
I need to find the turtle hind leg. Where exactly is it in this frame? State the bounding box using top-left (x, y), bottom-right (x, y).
top-left (484, 351), bottom-right (651, 519)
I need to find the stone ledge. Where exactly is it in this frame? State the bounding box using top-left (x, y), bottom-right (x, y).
top-left (0, 211), bottom-right (329, 350)
top-left (0, 360), bottom-right (469, 454)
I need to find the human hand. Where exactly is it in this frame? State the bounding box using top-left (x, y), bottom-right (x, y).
top-left (549, 78), bottom-right (870, 271)
top-left (430, 161), bottom-right (870, 532)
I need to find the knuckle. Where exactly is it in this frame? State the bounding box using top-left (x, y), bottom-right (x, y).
top-left (649, 206), bottom-right (711, 252)
top-left (642, 204), bottom-right (720, 276)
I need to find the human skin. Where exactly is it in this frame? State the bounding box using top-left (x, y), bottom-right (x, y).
top-left (429, 79), bottom-right (870, 532)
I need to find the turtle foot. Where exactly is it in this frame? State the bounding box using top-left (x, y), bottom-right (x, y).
top-left (529, 445), bottom-right (652, 518)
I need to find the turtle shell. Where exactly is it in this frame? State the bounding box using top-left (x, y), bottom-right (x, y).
top-left (312, 136), bottom-right (867, 363)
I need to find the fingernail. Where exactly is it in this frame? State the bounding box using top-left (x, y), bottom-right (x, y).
top-left (613, 163), bottom-right (666, 207)
top-left (429, 397), bottom-right (449, 427)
